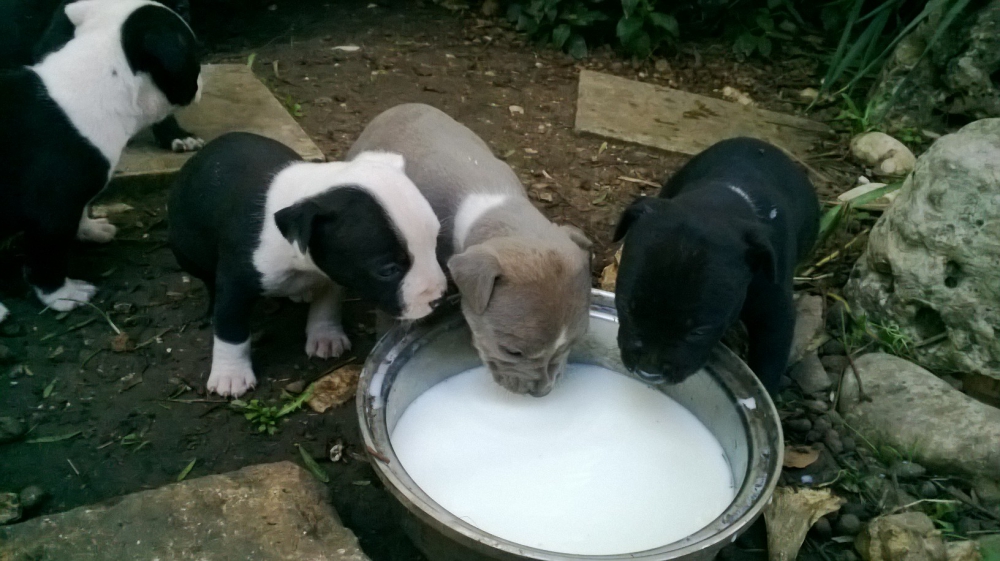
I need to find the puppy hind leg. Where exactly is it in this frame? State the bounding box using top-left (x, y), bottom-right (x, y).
top-left (76, 206), bottom-right (117, 243)
top-left (25, 226), bottom-right (96, 312)
top-left (207, 278), bottom-right (258, 397)
top-left (742, 279), bottom-right (796, 395)
top-left (304, 282), bottom-right (351, 359)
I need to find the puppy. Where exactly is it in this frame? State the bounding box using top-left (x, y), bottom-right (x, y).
top-left (612, 137), bottom-right (819, 393)
top-left (169, 132), bottom-right (447, 397)
top-left (348, 103), bottom-right (592, 397)
top-left (0, 0), bottom-right (202, 152)
top-left (0, 0), bottom-right (201, 324)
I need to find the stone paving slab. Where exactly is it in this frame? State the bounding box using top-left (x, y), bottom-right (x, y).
top-left (0, 462), bottom-right (370, 561)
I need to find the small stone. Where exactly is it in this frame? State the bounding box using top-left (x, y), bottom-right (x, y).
top-left (842, 436), bottom-right (857, 453)
top-left (799, 87), bottom-right (819, 101)
top-left (789, 351), bottom-right (832, 394)
top-left (820, 339), bottom-right (847, 356)
top-left (919, 481), bottom-right (939, 498)
top-left (284, 380), bottom-right (306, 394)
top-left (836, 513), bottom-right (862, 535)
top-left (0, 416), bottom-right (26, 444)
top-left (811, 516), bottom-right (833, 538)
top-left (947, 540), bottom-right (982, 561)
top-left (820, 355), bottom-right (850, 377)
top-left (654, 59), bottom-right (671, 73)
top-left (789, 295), bottom-right (825, 366)
top-left (891, 461), bottom-right (927, 480)
top-left (973, 477), bottom-right (1000, 507)
top-left (18, 486), bottom-right (46, 510)
top-left (787, 418), bottom-right (812, 432)
top-left (0, 492), bottom-right (21, 525)
top-left (850, 132), bottom-right (916, 177)
top-left (824, 431), bottom-right (844, 455)
top-left (805, 430), bottom-right (822, 443)
top-left (842, 502), bottom-right (867, 518)
top-left (813, 416), bottom-right (833, 434)
top-left (611, 61), bottom-right (623, 71)
top-left (804, 399), bottom-right (829, 413)
top-left (826, 300), bottom-right (850, 334)
top-left (840, 550), bottom-right (859, 561)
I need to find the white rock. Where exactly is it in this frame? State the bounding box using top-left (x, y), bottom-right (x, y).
top-left (850, 132), bottom-right (916, 177)
top-left (856, 513), bottom-right (946, 561)
top-left (788, 294), bottom-right (824, 367)
top-left (839, 353), bottom-right (1000, 484)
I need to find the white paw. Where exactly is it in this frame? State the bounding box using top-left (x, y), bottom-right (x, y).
top-left (171, 136), bottom-right (205, 153)
top-left (305, 323), bottom-right (351, 359)
top-left (208, 337), bottom-right (256, 397)
top-left (35, 279), bottom-right (97, 312)
top-left (77, 216), bottom-right (117, 243)
top-left (0, 302), bottom-right (9, 324)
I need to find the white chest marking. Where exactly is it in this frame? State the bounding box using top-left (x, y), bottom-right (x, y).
top-left (453, 194), bottom-right (507, 251)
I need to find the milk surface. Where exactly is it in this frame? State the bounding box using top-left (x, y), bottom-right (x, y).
top-left (390, 364), bottom-right (735, 555)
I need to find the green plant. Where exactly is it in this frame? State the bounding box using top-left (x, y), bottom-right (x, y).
top-left (234, 399), bottom-right (280, 434)
top-left (835, 93), bottom-right (877, 134)
top-left (616, 0), bottom-right (679, 58)
top-left (283, 94), bottom-right (303, 118)
top-left (507, 0), bottom-right (610, 58)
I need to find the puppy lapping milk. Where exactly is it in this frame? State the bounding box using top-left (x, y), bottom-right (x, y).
top-left (169, 133), bottom-right (446, 397)
top-left (0, 0), bottom-right (200, 322)
top-left (613, 137), bottom-right (819, 393)
top-left (348, 103), bottom-right (592, 397)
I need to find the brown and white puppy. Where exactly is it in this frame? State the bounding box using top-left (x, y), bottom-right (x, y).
top-left (348, 103), bottom-right (592, 397)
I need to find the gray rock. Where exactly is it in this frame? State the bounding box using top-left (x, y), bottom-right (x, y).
top-left (787, 418), bottom-right (812, 432)
top-left (821, 355), bottom-right (850, 377)
top-left (789, 295), bottom-right (825, 367)
top-left (820, 339), bottom-right (847, 357)
top-left (855, 513), bottom-right (946, 561)
top-left (790, 351), bottom-right (833, 394)
top-left (840, 353), bottom-right (1000, 484)
top-left (919, 481), bottom-right (939, 499)
top-left (18, 486), bottom-right (46, 510)
top-left (845, 120), bottom-right (1000, 381)
top-left (0, 462), bottom-right (370, 560)
top-left (837, 513), bottom-right (863, 536)
top-left (0, 417), bottom-right (25, 444)
top-left (851, 132), bottom-right (916, 177)
top-left (0, 493), bottom-right (20, 525)
top-left (891, 461), bottom-right (928, 480)
top-left (946, 541), bottom-right (981, 561)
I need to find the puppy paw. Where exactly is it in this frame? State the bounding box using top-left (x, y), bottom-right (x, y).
top-left (0, 302), bottom-right (9, 324)
top-left (208, 338), bottom-right (256, 397)
top-left (171, 136), bottom-right (205, 153)
top-left (35, 279), bottom-right (97, 312)
top-left (77, 216), bottom-right (117, 243)
top-left (305, 323), bottom-right (351, 359)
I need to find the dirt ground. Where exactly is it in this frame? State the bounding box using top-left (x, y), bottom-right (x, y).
top-left (0, 1), bottom-right (861, 560)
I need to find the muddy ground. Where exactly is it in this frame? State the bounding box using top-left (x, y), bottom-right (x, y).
top-left (0, 1), bottom-right (863, 560)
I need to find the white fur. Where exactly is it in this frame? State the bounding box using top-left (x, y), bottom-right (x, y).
top-left (305, 282), bottom-right (351, 359)
top-left (207, 337), bottom-right (255, 397)
top-left (77, 208), bottom-right (117, 243)
top-left (171, 136), bottom-right (205, 153)
top-left (0, 302), bottom-right (9, 324)
top-left (453, 194), bottom-right (507, 252)
top-left (32, 0), bottom-right (191, 170)
top-left (726, 184), bottom-right (760, 216)
top-left (35, 278), bottom-right (97, 312)
top-left (253, 151), bottom-right (446, 321)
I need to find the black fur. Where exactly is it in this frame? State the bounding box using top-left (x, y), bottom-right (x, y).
top-left (168, 132), bottom-right (412, 346)
top-left (122, 4), bottom-right (200, 107)
top-left (613, 137), bottom-right (819, 394)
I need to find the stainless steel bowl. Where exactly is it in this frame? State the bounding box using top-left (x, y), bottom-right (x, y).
top-left (357, 289), bottom-right (783, 561)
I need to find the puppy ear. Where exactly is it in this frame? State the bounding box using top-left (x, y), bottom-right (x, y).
top-left (122, 8), bottom-right (201, 106)
top-left (744, 227), bottom-right (779, 283)
top-left (560, 224), bottom-right (592, 251)
top-left (448, 246), bottom-right (501, 315)
top-left (612, 197), bottom-right (655, 243)
top-left (65, 0), bottom-right (97, 27)
top-left (352, 151), bottom-right (406, 172)
top-left (274, 201), bottom-right (321, 253)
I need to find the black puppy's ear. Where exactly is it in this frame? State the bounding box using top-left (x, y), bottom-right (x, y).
top-left (744, 227), bottom-right (779, 283)
top-left (275, 201), bottom-right (323, 253)
top-left (122, 6), bottom-right (201, 106)
top-left (612, 197), bottom-right (655, 243)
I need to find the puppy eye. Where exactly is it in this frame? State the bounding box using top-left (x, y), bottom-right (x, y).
top-left (499, 345), bottom-right (523, 357)
top-left (375, 263), bottom-right (403, 280)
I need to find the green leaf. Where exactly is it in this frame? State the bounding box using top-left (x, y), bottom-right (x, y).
top-left (733, 32), bottom-right (757, 57)
top-left (246, 53), bottom-right (257, 69)
top-left (616, 15), bottom-right (644, 44)
top-left (26, 431), bottom-right (81, 444)
top-left (980, 535), bottom-right (1000, 561)
top-left (552, 24), bottom-right (571, 48)
top-left (177, 458), bottom-right (197, 482)
top-left (276, 383), bottom-right (314, 418)
top-left (43, 378), bottom-right (57, 398)
top-left (756, 13), bottom-right (775, 33)
top-left (757, 36), bottom-right (773, 58)
top-left (621, 0), bottom-right (639, 17)
top-left (648, 12), bottom-right (679, 37)
top-left (767, 0), bottom-right (781, 8)
top-left (629, 31), bottom-right (652, 58)
top-left (567, 35), bottom-right (588, 59)
top-left (297, 444), bottom-right (330, 483)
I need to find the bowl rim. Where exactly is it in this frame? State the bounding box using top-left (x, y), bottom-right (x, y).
top-left (357, 289), bottom-right (784, 560)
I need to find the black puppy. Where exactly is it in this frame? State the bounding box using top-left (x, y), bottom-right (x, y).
top-left (0, 0), bottom-right (201, 152)
top-left (612, 137), bottom-right (819, 393)
top-left (168, 132), bottom-right (446, 397)
top-left (0, 0), bottom-right (201, 323)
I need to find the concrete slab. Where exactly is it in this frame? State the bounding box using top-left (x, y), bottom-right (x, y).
top-left (0, 462), bottom-right (370, 561)
top-left (574, 70), bottom-right (832, 159)
top-left (115, 64), bottom-right (325, 182)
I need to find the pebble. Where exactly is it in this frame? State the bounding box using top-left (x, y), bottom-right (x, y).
top-left (841, 551), bottom-right (859, 561)
top-left (654, 59), bottom-right (671, 73)
top-left (804, 400), bottom-right (829, 413)
top-left (820, 355), bottom-right (850, 376)
top-left (824, 431), bottom-right (844, 455)
top-left (820, 340), bottom-right (846, 356)
top-left (0, 492), bottom-right (20, 525)
top-left (0, 416), bottom-right (26, 444)
top-left (826, 301), bottom-right (850, 334)
top-left (836, 513), bottom-right (862, 535)
top-left (890, 461), bottom-right (927, 480)
top-left (805, 430), bottom-right (822, 443)
top-left (284, 380), bottom-right (306, 394)
top-left (787, 418), bottom-right (812, 432)
top-left (919, 481), bottom-right (939, 498)
top-left (18, 486), bottom-right (46, 510)
top-left (842, 502), bottom-right (867, 518)
top-left (841, 436), bottom-right (857, 453)
top-left (813, 416), bottom-right (833, 433)
top-left (811, 517), bottom-right (833, 538)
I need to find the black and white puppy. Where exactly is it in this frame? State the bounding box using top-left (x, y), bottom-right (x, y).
top-left (0, 0), bottom-right (202, 152)
top-left (169, 132), bottom-right (447, 397)
top-left (0, 0), bottom-right (201, 324)
top-left (612, 137), bottom-right (819, 394)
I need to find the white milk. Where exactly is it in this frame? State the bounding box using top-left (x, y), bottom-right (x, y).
top-left (390, 364), bottom-right (735, 555)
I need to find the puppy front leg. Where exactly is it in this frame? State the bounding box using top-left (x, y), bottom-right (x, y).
top-left (152, 116), bottom-right (204, 153)
top-left (742, 278), bottom-right (796, 395)
top-left (305, 282), bottom-right (351, 359)
top-left (77, 205), bottom-right (117, 243)
top-left (25, 225), bottom-right (97, 312)
top-left (208, 278), bottom-right (258, 397)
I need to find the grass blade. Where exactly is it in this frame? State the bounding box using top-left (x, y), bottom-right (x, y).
top-left (177, 458), bottom-right (197, 482)
top-left (296, 444), bottom-right (330, 483)
top-left (26, 431), bottom-right (81, 444)
top-left (276, 383), bottom-right (315, 418)
top-left (43, 378), bottom-right (57, 398)
top-left (822, 0), bottom-right (866, 91)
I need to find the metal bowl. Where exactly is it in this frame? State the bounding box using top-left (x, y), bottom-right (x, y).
top-left (357, 289), bottom-right (783, 561)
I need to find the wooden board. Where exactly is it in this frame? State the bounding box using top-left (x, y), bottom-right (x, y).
top-left (114, 64), bottom-right (324, 181)
top-left (574, 70), bottom-right (831, 158)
